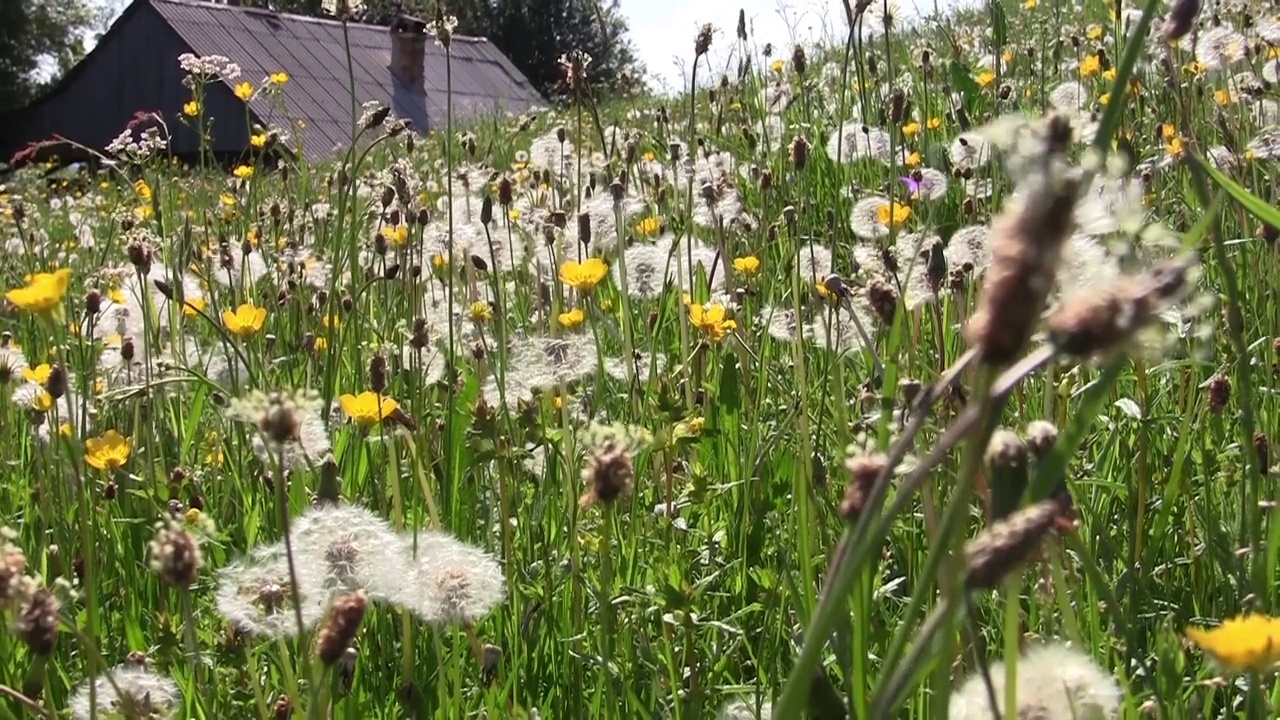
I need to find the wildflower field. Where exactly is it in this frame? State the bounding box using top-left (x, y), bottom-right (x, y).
top-left (2, 0), bottom-right (1280, 717)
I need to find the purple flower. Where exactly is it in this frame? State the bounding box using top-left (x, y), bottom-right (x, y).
top-left (899, 176), bottom-right (923, 196)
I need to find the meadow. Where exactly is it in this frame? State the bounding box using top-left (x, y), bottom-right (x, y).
top-left (1, 0), bottom-right (1279, 717)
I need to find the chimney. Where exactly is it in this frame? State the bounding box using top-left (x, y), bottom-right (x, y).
top-left (389, 15), bottom-right (427, 89)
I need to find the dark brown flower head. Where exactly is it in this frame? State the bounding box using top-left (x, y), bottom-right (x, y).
top-left (45, 364), bottom-right (66, 400)
top-left (792, 44), bottom-right (808, 75)
top-left (1256, 432), bottom-right (1270, 476)
top-left (577, 212), bottom-right (591, 250)
top-left (1163, 0), bottom-right (1200, 40)
top-left (840, 453), bottom-right (886, 522)
top-left (1045, 258), bottom-right (1191, 357)
top-left (369, 354), bottom-right (388, 394)
top-left (867, 279), bottom-right (898, 326)
top-left (790, 136), bottom-right (811, 170)
top-left (273, 694), bottom-right (294, 720)
top-left (1207, 372), bottom-right (1231, 414)
top-left (15, 583), bottom-right (59, 655)
top-left (695, 24), bottom-right (714, 58)
top-left (579, 441), bottom-right (634, 509)
top-left (317, 590), bottom-right (367, 666)
top-left (149, 519), bottom-right (202, 589)
top-left (964, 162), bottom-right (1080, 366)
top-left (963, 499), bottom-right (1061, 590)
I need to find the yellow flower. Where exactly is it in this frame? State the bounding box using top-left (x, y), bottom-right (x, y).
top-left (134, 180), bottom-right (152, 202)
top-left (222, 303), bottom-right (267, 339)
top-left (559, 258), bottom-right (609, 293)
top-left (1159, 122), bottom-right (1177, 140)
top-left (233, 165), bottom-right (254, 180)
top-left (339, 391), bottom-right (400, 429)
top-left (85, 430), bottom-right (132, 472)
top-left (689, 303), bottom-right (737, 343)
top-left (6, 268), bottom-right (72, 318)
top-left (269, 71), bottom-right (289, 85)
top-left (905, 151), bottom-right (922, 167)
top-left (234, 81), bottom-right (254, 100)
top-left (733, 255), bottom-right (761, 277)
top-left (183, 297), bottom-right (207, 318)
top-left (182, 101), bottom-right (200, 117)
top-left (1099, 92), bottom-right (1110, 106)
top-left (1215, 89), bottom-right (1232, 106)
top-left (1023, 0), bottom-right (1036, 8)
top-left (901, 121), bottom-right (920, 138)
top-left (31, 390), bottom-right (53, 412)
top-left (1086, 24), bottom-right (1104, 40)
top-left (468, 301), bottom-right (493, 324)
top-left (674, 416), bottom-right (704, 439)
top-left (323, 314), bottom-right (340, 330)
top-left (927, 116), bottom-right (942, 130)
top-left (1079, 55), bottom-right (1101, 77)
top-left (976, 70), bottom-right (996, 88)
top-left (59, 422), bottom-right (73, 438)
top-left (22, 363), bottom-right (52, 386)
top-left (635, 217), bottom-right (660, 236)
top-left (1185, 60), bottom-right (1207, 77)
top-left (380, 224), bottom-right (409, 246)
top-left (250, 133), bottom-right (268, 148)
top-left (1186, 615), bottom-right (1280, 673)
top-left (184, 508), bottom-right (203, 525)
top-left (770, 59), bottom-right (785, 73)
top-left (558, 307), bottom-right (585, 328)
top-left (313, 336), bottom-right (329, 353)
top-left (876, 202), bottom-right (911, 229)
top-left (1165, 136), bottom-right (1185, 158)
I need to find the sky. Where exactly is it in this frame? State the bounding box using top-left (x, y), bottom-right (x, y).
top-left (618, 0), bottom-right (957, 94)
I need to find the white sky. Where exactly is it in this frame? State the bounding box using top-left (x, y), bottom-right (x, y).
top-left (618, 0), bottom-right (960, 94)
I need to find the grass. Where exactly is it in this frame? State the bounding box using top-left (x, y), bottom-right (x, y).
top-left (1, 0), bottom-right (1279, 717)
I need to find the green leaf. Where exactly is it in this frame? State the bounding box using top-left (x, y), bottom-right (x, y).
top-left (1194, 154), bottom-right (1280, 229)
top-left (949, 60), bottom-right (981, 107)
top-left (992, 0), bottom-right (1008, 49)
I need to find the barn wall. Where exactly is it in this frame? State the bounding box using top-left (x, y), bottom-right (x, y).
top-left (1, 5), bottom-right (254, 164)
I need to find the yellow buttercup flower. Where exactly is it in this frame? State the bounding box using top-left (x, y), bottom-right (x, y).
top-left (183, 101), bottom-right (200, 117)
top-left (234, 81), bottom-right (254, 100)
top-left (558, 307), bottom-right (586, 329)
top-left (559, 258), bottom-right (609, 293)
top-left (233, 165), bottom-right (254, 180)
top-left (183, 297), bottom-right (207, 318)
top-left (689, 303), bottom-right (737, 343)
top-left (1079, 54), bottom-right (1102, 77)
top-left (22, 363), bottom-right (52, 387)
top-left (250, 133), bottom-right (268, 148)
top-left (901, 121), bottom-right (920, 138)
top-left (1186, 615), bottom-right (1280, 673)
top-left (339, 391), bottom-right (400, 429)
top-left (976, 70), bottom-right (996, 88)
top-left (381, 224), bottom-right (409, 247)
top-left (85, 430), bottom-right (132, 472)
top-left (876, 202), bottom-right (911, 229)
top-left (635, 217), bottom-right (660, 236)
top-left (269, 71), bottom-right (289, 86)
top-left (6, 268), bottom-right (72, 321)
top-left (222, 303), bottom-right (267, 339)
top-left (732, 255), bottom-right (761, 277)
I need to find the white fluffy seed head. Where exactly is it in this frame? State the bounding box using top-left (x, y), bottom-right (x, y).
top-left (289, 503), bottom-right (411, 606)
top-left (215, 542), bottom-right (325, 640)
top-left (69, 664), bottom-right (182, 720)
top-left (406, 530), bottom-right (506, 626)
top-left (949, 642), bottom-right (1122, 720)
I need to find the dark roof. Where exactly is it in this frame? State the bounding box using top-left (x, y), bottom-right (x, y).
top-left (151, 0), bottom-right (545, 156)
top-left (1, 0), bottom-right (544, 163)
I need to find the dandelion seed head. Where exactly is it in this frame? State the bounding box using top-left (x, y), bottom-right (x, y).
top-left (949, 642), bottom-right (1121, 720)
top-left (408, 531), bottom-right (505, 626)
top-left (69, 663), bottom-right (182, 720)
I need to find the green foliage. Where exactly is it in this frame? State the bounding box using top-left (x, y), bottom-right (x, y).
top-left (0, 0), bottom-right (95, 114)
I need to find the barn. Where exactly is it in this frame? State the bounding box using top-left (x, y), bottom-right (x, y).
top-left (0, 0), bottom-right (545, 167)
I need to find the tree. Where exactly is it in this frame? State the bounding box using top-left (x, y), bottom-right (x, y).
top-left (0, 0), bottom-right (96, 114)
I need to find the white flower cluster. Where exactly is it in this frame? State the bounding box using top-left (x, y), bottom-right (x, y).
top-left (177, 52), bottom-right (242, 81)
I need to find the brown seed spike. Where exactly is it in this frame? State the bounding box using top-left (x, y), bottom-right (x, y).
top-left (963, 499), bottom-right (1061, 591)
top-left (317, 591), bottom-right (367, 666)
top-left (579, 442), bottom-right (634, 509)
top-left (964, 172), bottom-right (1080, 366)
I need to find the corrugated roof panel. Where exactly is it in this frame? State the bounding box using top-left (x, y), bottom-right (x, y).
top-left (149, 0), bottom-right (543, 157)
